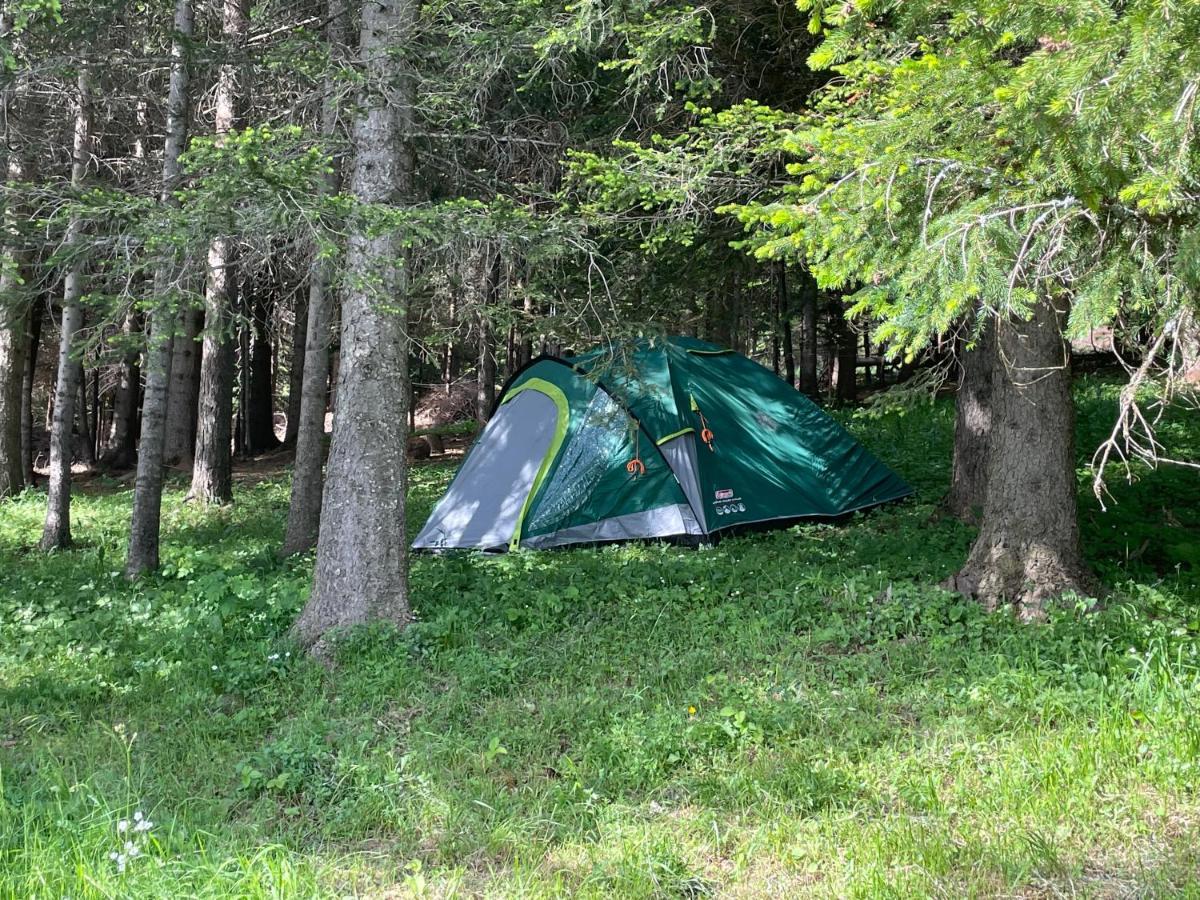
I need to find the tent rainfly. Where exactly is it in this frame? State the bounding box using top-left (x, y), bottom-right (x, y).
top-left (412, 337), bottom-right (912, 552)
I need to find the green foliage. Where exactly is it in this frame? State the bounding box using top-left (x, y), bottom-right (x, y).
top-left (1, 389), bottom-right (1199, 895)
top-left (728, 0), bottom-right (1200, 355)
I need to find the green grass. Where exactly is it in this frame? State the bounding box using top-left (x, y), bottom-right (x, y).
top-left (1, 376), bottom-right (1199, 898)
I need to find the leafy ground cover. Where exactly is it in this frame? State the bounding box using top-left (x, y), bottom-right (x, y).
top-left (1, 378), bottom-right (1198, 898)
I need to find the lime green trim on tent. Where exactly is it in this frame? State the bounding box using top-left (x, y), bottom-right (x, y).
top-left (502, 378), bottom-right (570, 550)
top-left (686, 348), bottom-right (735, 356)
top-left (655, 427), bottom-right (695, 445)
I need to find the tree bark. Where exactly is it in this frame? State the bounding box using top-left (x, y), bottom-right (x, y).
top-left (0, 8), bottom-right (26, 498)
top-left (833, 298), bottom-right (857, 405)
top-left (284, 287), bottom-right (306, 445)
top-left (475, 244), bottom-right (499, 423)
top-left (41, 70), bottom-right (93, 550)
top-left (291, 0), bottom-right (416, 652)
top-left (777, 262), bottom-right (796, 387)
top-left (188, 0), bottom-right (246, 504)
top-left (19, 294), bottom-right (41, 487)
top-left (126, 0), bottom-right (193, 576)
top-left (75, 373), bottom-right (95, 469)
top-left (245, 286), bottom-right (279, 452)
top-left (0, 170), bottom-right (31, 497)
top-left (163, 303), bottom-right (202, 466)
top-left (102, 310), bottom-right (141, 470)
top-left (944, 318), bottom-right (994, 525)
top-left (947, 297), bottom-right (1091, 616)
top-left (281, 0), bottom-right (347, 557)
top-left (0, 290), bottom-right (26, 498)
top-left (797, 269), bottom-right (818, 396)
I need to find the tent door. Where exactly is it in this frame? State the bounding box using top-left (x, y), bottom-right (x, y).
top-left (410, 384), bottom-right (566, 551)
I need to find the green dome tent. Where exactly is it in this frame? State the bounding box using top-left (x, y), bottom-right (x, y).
top-left (413, 337), bottom-right (912, 552)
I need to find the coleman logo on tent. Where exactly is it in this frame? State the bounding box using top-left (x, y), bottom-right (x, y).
top-left (715, 489), bottom-right (734, 500)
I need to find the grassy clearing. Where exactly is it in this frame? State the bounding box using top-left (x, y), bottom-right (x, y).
top-left (1, 378), bottom-right (1199, 898)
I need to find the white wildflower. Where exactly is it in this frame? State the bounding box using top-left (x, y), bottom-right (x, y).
top-left (124, 841), bottom-right (140, 857)
top-left (116, 819), bottom-right (129, 834)
top-left (267, 653), bottom-right (280, 661)
top-left (134, 817), bottom-right (153, 833)
top-left (211, 665), bottom-right (218, 671)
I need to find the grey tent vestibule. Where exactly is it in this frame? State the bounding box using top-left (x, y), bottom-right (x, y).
top-left (412, 337), bottom-right (912, 552)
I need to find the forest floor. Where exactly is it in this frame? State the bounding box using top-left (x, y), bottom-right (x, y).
top-left (2, 378), bottom-right (1200, 898)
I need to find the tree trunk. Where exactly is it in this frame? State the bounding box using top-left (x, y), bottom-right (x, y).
top-left (797, 269), bottom-right (818, 396)
top-left (188, 0), bottom-right (246, 504)
top-left (771, 264), bottom-right (783, 376)
top-left (284, 288), bottom-right (306, 445)
top-left (0, 293), bottom-right (25, 498)
top-left (944, 318), bottom-right (994, 525)
top-left (777, 262), bottom-right (796, 387)
top-left (477, 312), bottom-right (495, 422)
top-left (0, 10), bottom-right (27, 498)
top-left (292, 0), bottom-right (416, 652)
top-left (833, 299), bottom-right (857, 405)
top-left (102, 310), bottom-right (141, 470)
top-left (947, 297), bottom-right (1091, 616)
top-left (235, 305), bottom-right (250, 455)
top-left (75, 374), bottom-right (95, 469)
top-left (126, 0), bottom-right (193, 577)
top-left (475, 244), bottom-right (499, 423)
top-left (0, 177), bottom-right (31, 496)
top-left (20, 294), bottom-right (42, 487)
top-left (163, 303), bottom-right (202, 466)
top-left (246, 287), bottom-right (278, 452)
top-left (41, 70), bottom-right (93, 551)
top-left (281, 0), bottom-right (347, 557)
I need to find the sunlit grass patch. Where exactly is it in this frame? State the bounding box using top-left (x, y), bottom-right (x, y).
top-left (1, 379), bottom-right (1198, 897)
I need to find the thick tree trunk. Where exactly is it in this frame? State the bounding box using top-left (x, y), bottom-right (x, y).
top-left (19, 294), bottom-right (41, 487)
top-left (188, 0), bottom-right (245, 503)
top-left (947, 297), bottom-right (1091, 616)
top-left (126, 0), bottom-right (193, 577)
top-left (284, 289), bottom-right (306, 445)
top-left (102, 310), bottom-right (141, 470)
top-left (163, 304), bottom-right (202, 466)
top-left (41, 70), bottom-right (93, 550)
top-left (944, 319), bottom-right (994, 525)
top-left (292, 0), bottom-right (415, 652)
top-left (280, 0), bottom-right (347, 557)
